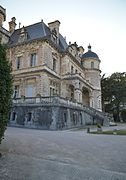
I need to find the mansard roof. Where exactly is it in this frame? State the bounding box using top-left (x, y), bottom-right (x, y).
top-left (8, 21), bottom-right (68, 51)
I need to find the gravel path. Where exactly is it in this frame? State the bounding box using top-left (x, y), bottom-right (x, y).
top-left (0, 126), bottom-right (126, 180)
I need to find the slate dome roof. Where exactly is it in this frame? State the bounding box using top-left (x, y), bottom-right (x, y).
top-left (82, 44), bottom-right (99, 59)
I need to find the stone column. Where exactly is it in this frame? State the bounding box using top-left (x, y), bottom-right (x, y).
top-left (20, 78), bottom-right (26, 97)
top-left (40, 73), bottom-right (50, 96)
top-left (89, 95), bottom-right (94, 108)
top-left (66, 108), bottom-right (71, 128)
top-left (73, 80), bottom-right (82, 103)
top-left (50, 106), bottom-right (59, 130)
top-left (75, 88), bottom-right (82, 103)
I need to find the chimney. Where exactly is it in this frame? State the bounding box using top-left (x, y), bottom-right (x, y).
top-left (9, 17), bottom-right (16, 33)
top-left (78, 46), bottom-right (85, 54)
top-left (48, 20), bottom-right (60, 44)
top-left (0, 6), bottom-right (6, 27)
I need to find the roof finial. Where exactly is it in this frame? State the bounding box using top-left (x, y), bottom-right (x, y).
top-left (88, 44), bottom-right (91, 51)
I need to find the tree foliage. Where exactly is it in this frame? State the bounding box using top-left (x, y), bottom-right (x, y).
top-left (121, 109), bottom-right (126, 122)
top-left (101, 72), bottom-right (126, 121)
top-left (0, 44), bottom-right (12, 144)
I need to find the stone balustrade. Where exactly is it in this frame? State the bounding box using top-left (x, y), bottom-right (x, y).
top-left (13, 96), bottom-right (107, 122)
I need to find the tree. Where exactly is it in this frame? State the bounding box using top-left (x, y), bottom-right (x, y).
top-left (121, 109), bottom-right (126, 122)
top-left (101, 72), bottom-right (126, 122)
top-left (0, 44), bottom-right (12, 146)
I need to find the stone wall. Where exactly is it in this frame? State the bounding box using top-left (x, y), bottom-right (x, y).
top-left (9, 97), bottom-right (108, 130)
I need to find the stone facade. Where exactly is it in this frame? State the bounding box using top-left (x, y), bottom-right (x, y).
top-left (0, 6), bottom-right (10, 44)
top-left (10, 97), bottom-right (108, 130)
top-left (0, 6), bottom-right (107, 129)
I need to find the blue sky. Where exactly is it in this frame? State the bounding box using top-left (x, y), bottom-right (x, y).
top-left (1, 0), bottom-right (126, 76)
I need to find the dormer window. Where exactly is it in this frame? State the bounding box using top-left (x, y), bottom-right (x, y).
top-left (52, 28), bottom-right (57, 36)
top-left (51, 28), bottom-right (57, 43)
top-left (48, 20), bottom-right (60, 44)
top-left (18, 26), bottom-right (27, 43)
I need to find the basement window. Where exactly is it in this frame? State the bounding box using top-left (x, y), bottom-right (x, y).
top-left (27, 112), bottom-right (32, 122)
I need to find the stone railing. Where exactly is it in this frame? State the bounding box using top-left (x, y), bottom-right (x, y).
top-left (13, 96), bottom-right (53, 104)
top-left (13, 96), bottom-right (100, 114)
top-left (13, 96), bottom-right (85, 107)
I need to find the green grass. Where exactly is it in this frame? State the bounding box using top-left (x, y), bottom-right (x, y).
top-left (90, 129), bottom-right (126, 135)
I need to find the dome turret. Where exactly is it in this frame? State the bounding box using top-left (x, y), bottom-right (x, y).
top-left (82, 44), bottom-right (99, 59)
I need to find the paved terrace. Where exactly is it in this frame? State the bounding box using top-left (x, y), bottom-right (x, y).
top-left (0, 125), bottom-right (126, 180)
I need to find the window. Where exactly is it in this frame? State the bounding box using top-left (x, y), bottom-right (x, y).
top-left (71, 66), bottom-right (73, 74)
top-left (52, 28), bottom-right (57, 43)
top-left (12, 112), bottom-right (16, 121)
top-left (16, 57), bottom-right (21, 69)
top-left (18, 26), bottom-right (27, 42)
top-left (50, 87), bottom-right (52, 96)
top-left (53, 58), bottom-right (56, 71)
top-left (91, 62), bottom-right (94, 69)
top-left (30, 53), bottom-right (37, 67)
top-left (64, 113), bottom-right (67, 123)
top-left (25, 84), bottom-right (35, 97)
top-left (27, 112), bottom-right (32, 122)
top-left (80, 113), bottom-right (82, 125)
top-left (53, 88), bottom-right (55, 95)
top-left (19, 34), bottom-right (26, 42)
top-left (75, 69), bottom-right (78, 74)
top-left (73, 113), bottom-right (77, 125)
top-left (13, 85), bottom-right (20, 98)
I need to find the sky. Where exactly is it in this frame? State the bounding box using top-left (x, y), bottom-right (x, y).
top-left (1, 0), bottom-right (126, 76)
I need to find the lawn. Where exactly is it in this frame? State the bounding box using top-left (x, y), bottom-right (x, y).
top-left (90, 129), bottom-right (126, 135)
